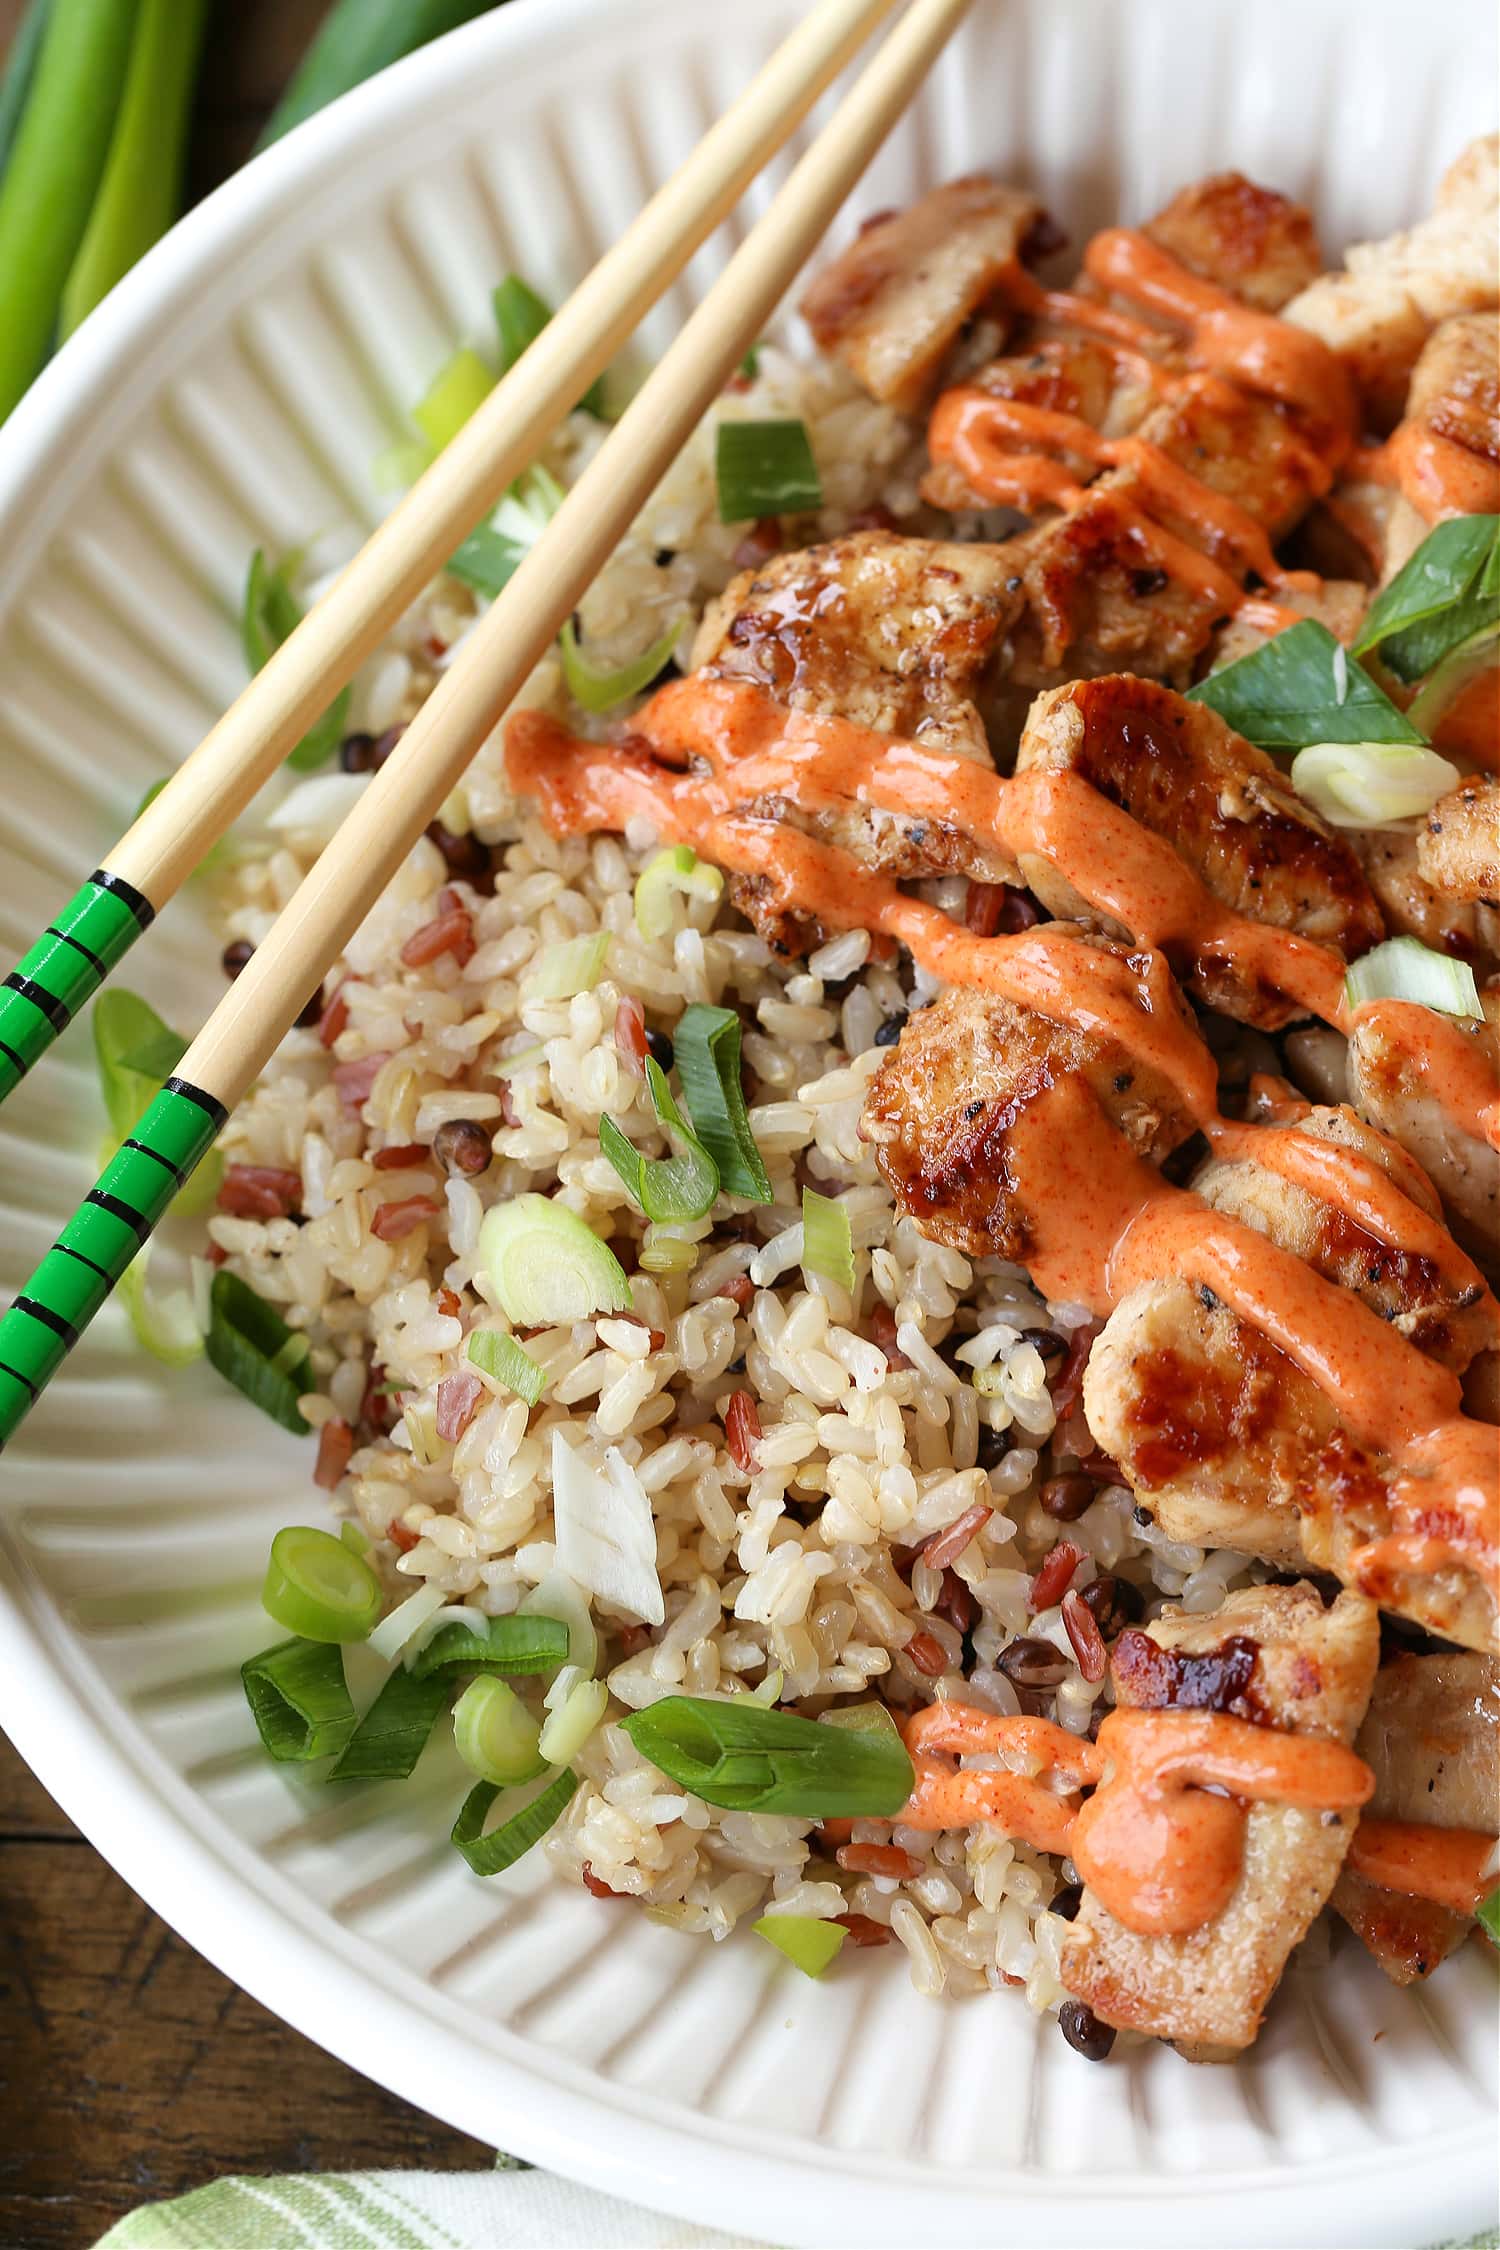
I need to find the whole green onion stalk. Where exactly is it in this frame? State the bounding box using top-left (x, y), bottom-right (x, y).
top-left (257, 0), bottom-right (505, 149)
top-left (0, 0), bottom-right (142, 419)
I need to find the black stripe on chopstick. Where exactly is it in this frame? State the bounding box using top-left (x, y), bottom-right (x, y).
top-left (88, 869), bottom-right (154, 930)
top-left (86, 1190), bottom-right (150, 1241)
top-left (163, 1077), bottom-right (229, 1129)
top-left (3, 972), bottom-right (71, 1031)
top-left (15, 1296), bottom-right (77, 1346)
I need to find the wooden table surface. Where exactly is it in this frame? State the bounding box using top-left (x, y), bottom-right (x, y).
top-left (0, 6), bottom-right (495, 2243)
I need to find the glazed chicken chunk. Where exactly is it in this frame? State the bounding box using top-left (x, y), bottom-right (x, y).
top-left (1284, 133), bottom-right (1499, 430)
top-left (1417, 776), bottom-right (1500, 906)
top-left (1084, 1271), bottom-right (1497, 1656)
top-left (689, 529), bottom-right (1025, 948)
top-left (1347, 999), bottom-right (1499, 1276)
top-left (1331, 1650), bottom-right (1500, 1984)
top-left (799, 175), bottom-right (1052, 412)
top-left (861, 934), bottom-right (1200, 1261)
top-left (1061, 1582), bottom-right (1379, 2060)
top-left (1014, 676), bottom-right (1385, 1026)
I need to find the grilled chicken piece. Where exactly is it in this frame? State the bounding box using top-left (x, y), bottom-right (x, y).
top-left (1002, 377), bottom-right (1334, 690)
top-left (798, 176), bottom-right (1052, 414)
top-left (1083, 1280), bottom-right (1498, 1654)
top-left (1285, 133), bottom-right (1500, 431)
top-left (1013, 677), bottom-right (1385, 1027)
top-left (860, 937), bottom-right (1200, 1260)
top-left (1346, 999), bottom-right (1499, 1275)
top-left (689, 530), bottom-right (1024, 950)
top-left (1143, 170), bottom-right (1324, 313)
top-left (1353, 824), bottom-right (1492, 965)
top-left (1190, 1104), bottom-right (1494, 1370)
top-left (1418, 776), bottom-right (1500, 905)
top-left (1331, 1650), bottom-right (1500, 1984)
top-left (1208, 578), bottom-right (1368, 671)
top-left (919, 334), bottom-right (1151, 514)
top-left (1407, 309), bottom-right (1500, 473)
top-left (1061, 1582), bottom-right (1379, 2059)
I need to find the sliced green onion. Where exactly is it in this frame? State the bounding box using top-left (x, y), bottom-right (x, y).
top-left (620, 1694), bottom-right (913, 1816)
top-left (206, 1270), bottom-right (313, 1434)
top-left (453, 1675), bottom-right (547, 1786)
top-left (117, 1244), bottom-right (203, 1368)
top-left (537, 1674), bottom-right (608, 1766)
top-left (368, 1581), bottom-right (445, 1662)
top-left (753, 1914), bottom-right (846, 1978)
top-left (0, 0), bottom-right (50, 186)
top-left (715, 418), bottom-right (821, 523)
top-left (494, 272), bottom-right (606, 418)
top-left (633, 844), bottom-right (724, 942)
top-left (58, 0), bottom-right (210, 339)
top-left (1187, 619), bottom-right (1423, 749)
top-left (1407, 623), bottom-right (1499, 735)
top-left (526, 930), bottom-right (610, 1001)
top-left (492, 1042), bottom-right (547, 1078)
top-left (802, 1186), bottom-right (855, 1293)
top-left (256, 0), bottom-right (497, 148)
top-left (1479, 1885), bottom-right (1500, 1944)
top-left (600, 1056), bottom-right (719, 1222)
top-left (559, 618), bottom-right (681, 714)
top-left (451, 1765), bottom-right (579, 1875)
top-left (478, 1194), bottom-right (632, 1326)
top-left (328, 1660), bottom-right (450, 1782)
top-left (1344, 936), bottom-right (1484, 1021)
top-left (91, 987), bottom-right (222, 1215)
top-left (411, 344), bottom-right (493, 453)
top-left (444, 523), bottom-right (529, 599)
top-left (340, 1519), bottom-right (370, 1555)
top-left (0, 0), bottom-right (141, 422)
top-left (1289, 741), bottom-right (1460, 828)
top-left (739, 344), bottom-right (762, 381)
top-left (410, 1612), bottom-right (570, 1678)
top-left (519, 1570), bottom-right (597, 1677)
top-left (816, 1700), bottom-right (902, 1743)
top-left (1353, 515), bottom-right (1500, 681)
top-left (639, 1229), bottom-right (699, 1276)
top-left (241, 1638), bottom-right (356, 1763)
top-left (262, 1524), bottom-right (382, 1644)
top-left (242, 550), bottom-right (350, 771)
top-left (467, 1326), bottom-right (546, 1406)
top-left (748, 1665), bottom-right (784, 1705)
top-left (673, 1003), bottom-right (773, 1203)
top-left (372, 435), bottom-right (432, 493)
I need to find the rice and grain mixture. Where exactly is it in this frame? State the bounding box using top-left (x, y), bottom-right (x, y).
top-left (209, 348), bottom-right (1256, 2009)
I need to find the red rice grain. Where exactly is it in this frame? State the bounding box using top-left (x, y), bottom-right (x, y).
top-left (1030, 1539), bottom-right (1086, 1612)
top-left (1062, 1588), bottom-right (1108, 1682)
top-left (724, 1391), bottom-right (762, 1472)
top-left (312, 1417), bottom-right (353, 1490)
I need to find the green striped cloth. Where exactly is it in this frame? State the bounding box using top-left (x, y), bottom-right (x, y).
top-left (91, 2168), bottom-right (1499, 2250)
top-left (94, 2164), bottom-right (761, 2248)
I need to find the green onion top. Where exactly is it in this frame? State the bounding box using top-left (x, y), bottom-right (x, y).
top-left (802, 1186), bottom-right (855, 1293)
top-left (494, 272), bottom-right (606, 418)
top-left (206, 1270), bottom-right (313, 1434)
top-left (673, 1004), bottom-right (772, 1203)
top-left (241, 1638), bottom-right (357, 1763)
top-left (620, 1694), bottom-right (913, 1816)
top-left (715, 418), bottom-right (821, 524)
top-left (1478, 1885), bottom-right (1500, 1945)
top-left (467, 1327), bottom-right (546, 1407)
top-left (451, 1766), bottom-right (580, 1876)
top-left (600, 1056), bottom-right (719, 1222)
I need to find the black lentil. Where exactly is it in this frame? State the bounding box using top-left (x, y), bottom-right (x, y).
top-left (1040, 1473), bottom-right (1096, 1522)
top-left (1058, 1999), bottom-right (1116, 2060)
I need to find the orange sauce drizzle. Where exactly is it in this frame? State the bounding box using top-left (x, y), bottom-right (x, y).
top-left (900, 1702), bottom-right (1374, 1936)
top-left (1344, 1817), bottom-right (1497, 1913)
top-left (505, 683), bottom-right (1500, 1600)
top-left (1356, 424), bottom-right (1500, 523)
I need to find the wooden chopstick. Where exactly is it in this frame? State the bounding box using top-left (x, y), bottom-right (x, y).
top-left (0, 0), bottom-right (974, 1443)
top-left (0, 0), bottom-right (904, 1113)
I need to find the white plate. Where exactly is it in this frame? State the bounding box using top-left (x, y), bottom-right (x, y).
top-left (0, 3), bottom-right (1495, 2242)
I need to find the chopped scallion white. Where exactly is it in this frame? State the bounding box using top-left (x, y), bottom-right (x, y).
top-left (537, 1675), bottom-right (609, 1766)
top-left (1344, 936), bottom-right (1484, 1021)
top-left (633, 844), bottom-right (724, 943)
top-left (1290, 741), bottom-right (1460, 829)
top-left (477, 1195), bottom-right (632, 1325)
top-left (525, 930), bottom-right (610, 1001)
top-left (368, 1581), bottom-right (447, 1662)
